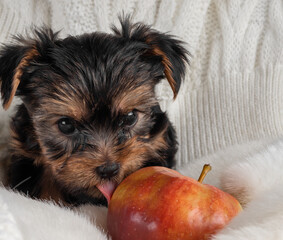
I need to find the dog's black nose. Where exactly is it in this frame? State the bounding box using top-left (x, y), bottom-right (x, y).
top-left (96, 163), bottom-right (120, 179)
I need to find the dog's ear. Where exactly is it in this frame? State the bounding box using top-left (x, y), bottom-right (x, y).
top-left (113, 16), bottom-right (189, 99)
top-left (0, 44), bottom-right (39, 110)
top-left (0, 28), bottom-right (57, 110)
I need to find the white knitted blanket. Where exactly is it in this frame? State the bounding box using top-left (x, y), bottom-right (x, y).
top-left (0, 0), bottom-right (283, 239)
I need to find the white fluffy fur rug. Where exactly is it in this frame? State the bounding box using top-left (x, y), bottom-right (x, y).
top-left (1, 136), bottom-right (283, 239)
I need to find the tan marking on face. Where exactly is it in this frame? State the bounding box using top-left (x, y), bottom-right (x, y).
top-left (40, 94), bottom-right (89, 122)
top-left (117, 126), bottom-right (168, 175)
top-left (113, 84), bottom-right (156, 113)
top-left (36, 123), bottom-right (167, 199)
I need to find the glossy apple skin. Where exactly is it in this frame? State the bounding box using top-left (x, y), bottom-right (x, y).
top-left (107, 166), bottom-right (242, 240)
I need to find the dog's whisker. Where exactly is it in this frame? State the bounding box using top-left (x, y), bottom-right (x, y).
top-left (12, 176), bottom-right (32, 190)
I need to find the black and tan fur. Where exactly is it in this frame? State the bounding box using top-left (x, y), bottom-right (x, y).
top-left (0, 17), bottom-right (189, 206)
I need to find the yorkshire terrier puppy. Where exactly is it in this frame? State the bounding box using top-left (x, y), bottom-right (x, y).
top-left (0, 17), bottom-right (188, 206)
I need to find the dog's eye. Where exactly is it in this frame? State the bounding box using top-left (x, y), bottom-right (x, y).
top-left (58, 117), bottom-right (76, 135)
top-left (120, 111), bottom-right (138, 127)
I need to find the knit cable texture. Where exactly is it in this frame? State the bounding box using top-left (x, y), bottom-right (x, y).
top-left (0, 0), bottom-right (282, 166)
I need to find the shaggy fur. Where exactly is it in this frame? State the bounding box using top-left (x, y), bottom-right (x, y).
top-left (0, 17), bottom-right (188, 206)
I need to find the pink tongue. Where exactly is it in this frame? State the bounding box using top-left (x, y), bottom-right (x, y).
top-left (97, 181), bottom-right (118, 204)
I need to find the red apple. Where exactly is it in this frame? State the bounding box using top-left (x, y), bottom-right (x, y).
top-left (100, 165), bottom-right (242, 240)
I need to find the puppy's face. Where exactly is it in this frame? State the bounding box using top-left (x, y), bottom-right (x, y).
top-left (0, 19), bottom-right (188, 204)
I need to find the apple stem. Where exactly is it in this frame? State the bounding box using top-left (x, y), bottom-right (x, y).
top-left (198, 164), bottom-right (212, 183)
